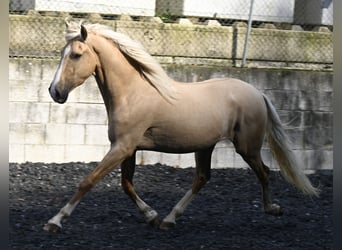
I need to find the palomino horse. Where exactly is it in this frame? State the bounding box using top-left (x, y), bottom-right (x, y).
top-left (44, 21), bottom-right (318, 232)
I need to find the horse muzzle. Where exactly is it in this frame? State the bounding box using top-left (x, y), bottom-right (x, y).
top-left (49, 85), bottom-right (69, 104)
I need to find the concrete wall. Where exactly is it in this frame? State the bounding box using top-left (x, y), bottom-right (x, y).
top-left (9, 58), bottom-right (333, 170)
top-left (9, 14), bottom-right (333, 69)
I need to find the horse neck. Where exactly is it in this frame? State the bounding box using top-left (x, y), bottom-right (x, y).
top-left (91, 36), bottom-right (144, 110)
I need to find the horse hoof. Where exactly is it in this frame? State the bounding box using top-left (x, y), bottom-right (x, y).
top-left (147, 216), bottom-right (160, 227)
top-left (43, 223), bottom-right (62, 233)
top-left (265, 204), bottom-right (284, 216)
top-left (159, 221), bottom-right (176, 230)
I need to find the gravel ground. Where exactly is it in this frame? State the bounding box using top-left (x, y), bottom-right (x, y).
top-left (10, 162), bottom-right (332, 249)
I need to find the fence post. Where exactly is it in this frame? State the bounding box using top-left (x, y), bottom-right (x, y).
top-left (241, 0), bottom-right (255, 67)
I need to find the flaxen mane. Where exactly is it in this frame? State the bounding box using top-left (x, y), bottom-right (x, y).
top-left (65, 21), bottom-right (177, 102)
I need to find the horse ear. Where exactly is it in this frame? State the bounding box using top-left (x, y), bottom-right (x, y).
top-left (64, 17), bottom-right (71, 28)
top-left (80, 25), bottom-right (88, 41)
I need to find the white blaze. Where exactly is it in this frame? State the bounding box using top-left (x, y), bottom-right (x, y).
top-left (51, 44), bottom-right (71, 87)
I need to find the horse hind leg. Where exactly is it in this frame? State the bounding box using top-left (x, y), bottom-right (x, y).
top-left (239, 151), bottom-right (283, 216)
top-left (121, 153), bottom-right (159, 226)
top-left (160, 146), bottom-right (214, 230)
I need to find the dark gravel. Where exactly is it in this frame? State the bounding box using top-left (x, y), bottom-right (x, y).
top-left (10, 162), bottom-right (332, 249)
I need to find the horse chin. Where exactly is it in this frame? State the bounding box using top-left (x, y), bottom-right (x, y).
top-left (51, 92), bottom-right (68, 104)
top-left (55, 96), bottom-right (68, 104)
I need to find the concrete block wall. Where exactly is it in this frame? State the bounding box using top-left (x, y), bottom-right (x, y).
top-left (9, 15), bottom-right (333, 68)
top-left (9, 58), bottom-right (109, 163)
top-left (9, 58), bottom-right (333, 170)
top-left (233, 26), bottom-right (333, 64)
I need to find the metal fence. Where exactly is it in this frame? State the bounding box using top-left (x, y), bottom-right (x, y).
top-left (9, 0), bottom-right (333, 68)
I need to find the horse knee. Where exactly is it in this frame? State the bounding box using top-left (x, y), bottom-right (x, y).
top-left (78, 178), bottom-right (94, 193)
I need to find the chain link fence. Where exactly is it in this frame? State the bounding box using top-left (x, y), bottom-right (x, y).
top-left (9, 0), bottom-right (333, 68)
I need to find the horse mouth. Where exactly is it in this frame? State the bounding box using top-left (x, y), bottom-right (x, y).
top-left (54, 96), bottom-right (68, 104)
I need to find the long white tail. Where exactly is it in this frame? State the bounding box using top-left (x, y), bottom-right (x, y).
top-left (263, 94), bottom-right (319, 196)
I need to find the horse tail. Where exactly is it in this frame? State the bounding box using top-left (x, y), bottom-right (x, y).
top-left (262, 94), bottom-right (319, 197)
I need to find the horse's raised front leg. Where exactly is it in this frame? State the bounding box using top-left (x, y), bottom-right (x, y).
top-left (160, 146), bottom-right (214, 230)
top-left (43, 144), bottom-right (134, 233)
top-left (121, 153), bottom-right (159, 226)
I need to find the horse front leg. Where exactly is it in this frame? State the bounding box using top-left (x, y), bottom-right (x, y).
top-left (160, 146), bottom-right (214, 230)
top-left (43, 144), bottom-right (134, 233)
top-left (121, 153), bottom-right (159, 226)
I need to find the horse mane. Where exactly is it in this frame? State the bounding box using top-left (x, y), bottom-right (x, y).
top-left (64, 21), bottom-right (177, 102)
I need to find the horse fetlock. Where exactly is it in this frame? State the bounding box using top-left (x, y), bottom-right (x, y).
top-left (144, 207), bottom-right (159, 224)
top-left (265, 203), bottom-right (284, 216)
top-left (174, 206), bottom-right (185, 218)
top-left (44, 202), bottom-right (77, 233)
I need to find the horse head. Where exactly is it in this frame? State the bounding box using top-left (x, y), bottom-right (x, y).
top-left (49, 23), bottom-right (97, 103)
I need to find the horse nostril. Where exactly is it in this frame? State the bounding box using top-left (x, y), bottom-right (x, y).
top-left (48, 86), bottom-right (54, 97)
top-left (49, 86), bottom-right (57, 98)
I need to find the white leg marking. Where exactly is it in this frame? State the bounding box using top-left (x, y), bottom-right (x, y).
top-left (163, 189), bottom-right (195, 225)
top-left (136, 195), bottom-right (158, 223)
top-left (47, 201), bottom-right (79, 228)
top-left (51, 44), bottom-right (71, 87)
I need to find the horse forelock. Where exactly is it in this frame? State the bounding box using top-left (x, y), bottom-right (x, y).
top-left (64, 22), bottom-right (177, 102)
top-left (64, 21), bottom-right (83, 41)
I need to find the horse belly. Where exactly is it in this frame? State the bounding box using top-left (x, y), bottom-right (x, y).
top-left (138, 114), bottom-right (226, 153)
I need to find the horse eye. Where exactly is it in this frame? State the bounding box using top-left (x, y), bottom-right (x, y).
top-left (70, 53), bottom-right (82, 59)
